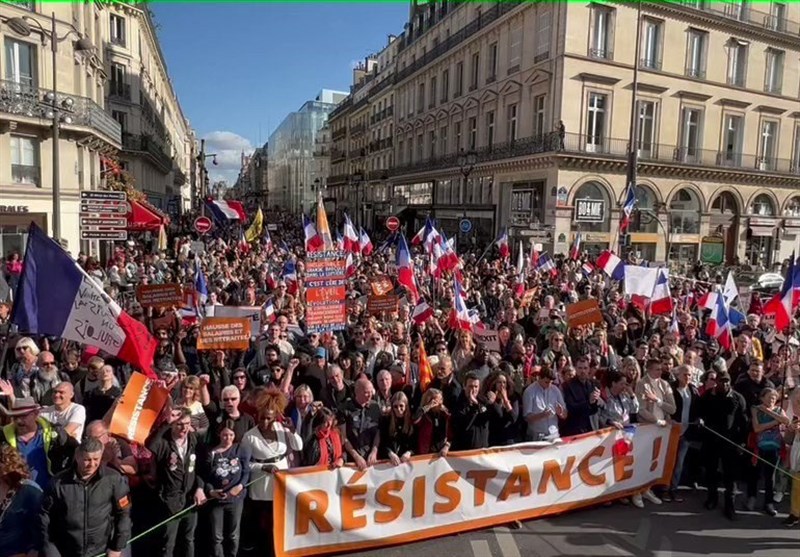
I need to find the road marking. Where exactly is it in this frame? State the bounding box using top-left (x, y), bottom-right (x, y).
top-left (470, 540), bottom-right (492, 557)
top-left (493, 528), bottom-right (521, 557)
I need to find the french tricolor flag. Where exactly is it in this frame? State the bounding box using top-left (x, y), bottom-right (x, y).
top-left (412, 299), bottom-right (434, 325)
top-left (342, 214), bottom-right (360, 254)
top-left (449, 276), bottom-right (472, 331)
top-left (12, 224), bottom-right (157, 378)
top-left (569, 231), bottom-right (582, 261)
top-left (496, 228), bottom-right (510, 259)
top-left (596, 250), bottom-right (625, 281)
top-left (763, 251), bottom-right (800, 331)
top-left (650, 268), bottom-right (673, 315)
top-left (282, 259), bottom-right (298, 295)
top-left (396, 234), bottom-right (418, 303)
top-left (359, 227), bottom-right (373, 256)
top-left (619, 182), bottom-right (636, 234)
top-left (263, 299), bottom-right (276, 324)
top-left (303, 214), bottom-right (323, 252)
top-left (706, 293), bottom-right (732, 350)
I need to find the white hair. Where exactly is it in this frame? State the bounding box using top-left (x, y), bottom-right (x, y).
top-left (221, 385), bottom-right (240, 399)
top-left (15, 337), bottom-right (40, 357)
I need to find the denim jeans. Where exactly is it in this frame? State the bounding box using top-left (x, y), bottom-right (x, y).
top-left (671, 436), bottom-right (696, 490)
top-left (209, 499), bottom-right (244, 557)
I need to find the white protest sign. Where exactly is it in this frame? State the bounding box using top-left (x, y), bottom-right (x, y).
top-left (472, 327), bottom-right (500, 353)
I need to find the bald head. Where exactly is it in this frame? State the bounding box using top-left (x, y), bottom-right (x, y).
top-left (354, 377), bottom-right (374, 405)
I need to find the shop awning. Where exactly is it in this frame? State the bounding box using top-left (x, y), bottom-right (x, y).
top-left (749, 225), bottom-right (776, 237)
top-left (127, 200), bottom-right (164, 232)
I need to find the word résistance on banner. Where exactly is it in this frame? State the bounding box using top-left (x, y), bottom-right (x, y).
top-left (109, 372), bottom-right (169, 445)
top-left (196, 317), bottom-right (250, 350)
top-left (136, 283), bottom-right (183, 308)
top-left (273, 424), bottom-right (679, 557)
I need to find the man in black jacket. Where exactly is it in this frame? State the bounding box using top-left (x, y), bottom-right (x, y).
top-left (148, 407), bottom-right (206, 557)
top-left (40, 437), bottom-right (131, 557)
top-left (453, 373), bottom-right (493, 450)
top-left (561, 356), bottom-right (601, 436)
top-left (699, 371), bottom-right (749, 520)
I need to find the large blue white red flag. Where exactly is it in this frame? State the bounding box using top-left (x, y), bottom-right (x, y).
top-left (342, 213), bottom-right (360, 254)
top-left (12, 224), bottom-right (157, 378)
top-left (359, 227), bottom-right (373, 256)
top-left (763, 251), bottom-right (800, 331)
top-left (205, 199), bottom-right (241, 222)
top-left (619, 182), bottom-right (636, 233)
top-left (569, 232), bottom-right (582, 260)
top-left (596, 250), bottom-right (625, 281)
top-left (650, 268), bottom-right (673, 315)
top-left (194, 260), bottom-right (209, 306)
top-left (496, 228), bottom-right (510, 259)
top-left (396, 234), bottom-right (419, 303)
top-left (302, 214), bottom-right (323, 252)
top-left (706, 291), bottom-right (732, 349)
top-left (449, 276), bottom-right (472, 331)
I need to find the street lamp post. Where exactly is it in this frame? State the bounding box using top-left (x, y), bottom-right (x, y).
top-left (196, 138), bottom-right (217, 214)
top-left (7, 13), bottom-right (94, 242)
top-left (641, 206), bottom-right (670, 263)
top-left (351, 172), bottom-right (364, 228)
top-left (457, 149), bottom-right (478, 235)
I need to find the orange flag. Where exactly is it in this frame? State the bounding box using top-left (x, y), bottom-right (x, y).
top-left (316, 193), bottom-right (334, 251)
top-left (419, 340), bottom-right (433, 392)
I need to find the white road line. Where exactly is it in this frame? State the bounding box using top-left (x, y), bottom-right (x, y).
top-left (470, 540), bottom-right (492, 557)
top-left (493, 528), bottom-right (522, 557)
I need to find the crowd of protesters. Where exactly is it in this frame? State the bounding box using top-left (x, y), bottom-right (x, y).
top-left (0, 206), bottom-right (799, 557)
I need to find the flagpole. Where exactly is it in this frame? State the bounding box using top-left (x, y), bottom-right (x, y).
top-left (476, 238), bottom-right (497, 266)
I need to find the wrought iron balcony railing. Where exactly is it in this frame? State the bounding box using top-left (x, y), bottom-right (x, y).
top-left (122, 133), bottom-right (173, 173)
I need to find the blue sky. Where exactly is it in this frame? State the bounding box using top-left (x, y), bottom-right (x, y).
top-left (151, 2), bottom-right (410, 183)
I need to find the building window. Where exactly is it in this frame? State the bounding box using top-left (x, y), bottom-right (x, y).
top-left (429, 76), bottom-right (437, 108)
top-left (678, 107), bottom-right (703, 162)
top-left (454, 61), bottom-right (463, 97)
top-left (109, 63), bottom-right (127, 97)
top-left (487, 42), bottom-right (498, 82)
top-left (441, 69), bottom-right (449, 102)
top-left (468, 117), bottom-right (477, 150)
top-left (4, 39), bottom-right (37, 89)
top-left (722, 114), bottom-right (744, 166)
top-left (398, 139), bottom-right (404, 164)
top-left (407, 137), bottom-right (413, 163)
top-left (635, 100), bottom-right (656, 158)
top-left (759, 120), bottom-right (778, 170)
top-left (726, 0), bottom-right (750, 21)
top-left (417, 82), bottom-right (425, 113)
top-left (440, 125), bottom-right (447, 156)
top-left (535, 7), bottom-right (551, 62)
top-left (508, 24), bottom-right (522, 71)
top-left (764, 48), bottom-right (784, 94)
top-left (751, 194), bottom-right (775, 216)
top-left (470, 51), bottom-right (479, 90)
top-left (685, 28), bottom-right (707, 79)
top-left (417, 132), bottom-right (424, 161)
top-left (533, 94), bottom-right (546, 136)
top-left (429, 130), bottom-right (436, 158)
top-left (486, 111), bottom-right (495, 148)
top-left (11, 135), bottom-right (39, 186)
top-left (112, 110), bottom-right (127, 134)
top-left (793, 127), bottom-right (800, 174)
top-left (669, 188), bottom-right (701, 234)
top-left (585, 92), bottom-right (607, 152)
top-left (454, 121), bottom-right (462, 152)
top-left (507, 104), bottom-right (518, 142)
top-left (590, 4), bottom-right (614, 59)
top-left (770, 2), bottom-right (787, 32)
top-left (640, 18), bottom-right (662, 70)
top-left (727, 39), bottom-right (748, 87)
top-left (110, 15), bottom-right (126, 47)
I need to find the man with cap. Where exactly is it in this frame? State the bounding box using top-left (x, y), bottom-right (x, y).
top-left (0, 397), bottom-right (76, 490)
top-left (40, 437), bottom-right (131, 557)
top-left (699, 370), bottom-right (749, 520)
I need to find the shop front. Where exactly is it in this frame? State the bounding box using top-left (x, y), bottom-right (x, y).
top-left (570, 181), bottom-right (612, 256)
top-left (746, 194), bottom-right (780, 269)
top-left (0, 205), bottom-right (46, 257)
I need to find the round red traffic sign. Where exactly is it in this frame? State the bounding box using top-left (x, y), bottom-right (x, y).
top-left (194, 216), bottom-right (213, 234)
top-left (386, 216), bottom-right (400, 232)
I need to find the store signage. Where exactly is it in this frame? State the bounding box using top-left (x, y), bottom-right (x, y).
top-left (80, 191), bottom-right (128, 241)
top-left (574, 199), bottom-right (605, 222)
top-left (0, 205), bottom-right (29, 213)
top-left (700, 235), bottom-right (724, 265)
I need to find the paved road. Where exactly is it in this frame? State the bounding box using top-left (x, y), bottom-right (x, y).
top-left (345, 491), bottom-right (800, 557)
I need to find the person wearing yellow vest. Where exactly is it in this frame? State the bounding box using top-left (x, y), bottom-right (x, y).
top-left (0, 397), bottom-right (76, 490)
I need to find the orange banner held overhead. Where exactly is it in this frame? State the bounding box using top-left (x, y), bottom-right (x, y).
top-left (136, 283), bottom-right (183, 308)
top-left (108, 372), bottom-right (169, 445)
top-left (196, 317), bottom-right (251, 350)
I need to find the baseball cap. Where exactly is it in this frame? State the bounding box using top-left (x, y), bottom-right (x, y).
top-left (315, 347), bottom-right (327, 359)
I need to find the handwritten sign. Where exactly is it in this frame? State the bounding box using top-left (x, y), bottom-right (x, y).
top-left (109, 372), bottom-right (169, 444)
top-left (305, 251), bottom-right (348, 333)
top-left (367, 294), bottom-right (399, 316)
top-left (566, 299), bottom-right (603, 328)
top-left (472, 327), bottom-right (501, 352)
top-left (196, 317), bottom-right (251, 350)
top-left (136, 284), bottom-right (183, 308)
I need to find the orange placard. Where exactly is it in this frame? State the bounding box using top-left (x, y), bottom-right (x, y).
top-left (196, 317), bottom-right (251, 350)
top-left (108, 372), bottom-right (169, 445)
top-left (136, 283), bottom-right (183, 308)
top-left (520, 288), bottom-right (538, 309)
top-left (370, 276), bottom-right (394, 297)
top-left (367, 294), bottom-right (399, 315)
top-left (566, 299), bottom-right (603, 328)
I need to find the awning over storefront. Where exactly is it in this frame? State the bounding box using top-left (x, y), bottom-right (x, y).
top-left (127, 200), bottom-right (164, 232)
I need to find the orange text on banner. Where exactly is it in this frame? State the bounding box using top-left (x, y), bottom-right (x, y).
top-left (136, 283), bottom-right (183, 308)
top-left (108, 372), bottom-right (169, 445)
top-left (273, 424), bottom-right (680, 557)
top-left (196, 317), bottom-right (251, 351)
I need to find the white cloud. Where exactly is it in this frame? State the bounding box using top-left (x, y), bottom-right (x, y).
top-left (202, 131), bottom-right (254, 185)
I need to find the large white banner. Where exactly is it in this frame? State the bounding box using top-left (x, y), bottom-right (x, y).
top-left (273, 424), bottom-right (679, 557)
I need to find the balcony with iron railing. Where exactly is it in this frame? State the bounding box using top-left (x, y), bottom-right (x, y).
top-left (331, 148), bottom-right (346, 163)
top-left (122, 132), bottom-right (173, 173)
top-left (332, 127), bottom-right (347, 141)
top-left (666, 0), bottom-right (800, 37)
top-left (351, 123), bottom-right (366, 136)
top-left (173, 167), bottom-right (186, 186)
top-left (327, 174), bottom-right (349, 186)
top-left (0, 79), bottom-right (122, 146)
top-left (389, 131), bottom-right (800, 178)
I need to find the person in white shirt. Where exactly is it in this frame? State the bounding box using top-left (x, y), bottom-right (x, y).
top-left (40, 382), bottom-right (86, 441)
top-left (522, 367), bottom-right (567, 441)
top-left (633, 358), bottom-right (677, 508)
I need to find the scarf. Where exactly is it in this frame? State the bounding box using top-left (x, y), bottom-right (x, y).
top-left (315, 427), bottom-right (342, 467)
